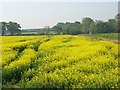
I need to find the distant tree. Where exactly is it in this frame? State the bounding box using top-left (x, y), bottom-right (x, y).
top-left (75, 21), bottom-right (80, 24)
top-left (95, 20), bottom-right (105, 33)
top-left (0, 22), bottom-right (7, 36)
top-left (6, 21), bottom-right (21, 36)
top-left (105, 19), bottom-right (117, 33)
top-left (68, 22), bottom-right (81, 35)
top-left (0, 23), bottom-right (2, 35)
top-left (53, 25), bottom-right (62, 35)
top-left (57, 22), bottom-right (65, 34)
top-left (63, 22), bottom-right (71, 34)
top-left (67, 23), bottom-right (75, 35)
top-left (115, 13), bottom-right (120, 32)
top-left (81, 17), bottom-right (94, 34)
top-left (93, 19), bottom-right (117, 33)
top-left (52, 16), bottom-right (118, 35)
top-left (74, 21), bottom-right (82, 34)
top-left (89, 22), bottom-right (96, 34)
top-left (115, 13), bottom-right (120, 22)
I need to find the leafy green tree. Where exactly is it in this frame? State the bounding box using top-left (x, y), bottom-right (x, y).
top-left (105, 19), bottom-right (117, 33)
top-left (94, 19), bottom-right (117, 33)
top-left (89, 22), bottom-right (96, 34)
top-left (74, 21), bottom-right (82, 34)
top-left (0, 22), bottom-right (7, 36)
top-left (6, 21), bottom-right (21, 36)
top-left (95, 20), bottom-right (105, 33)
top-left (53, 25), bottom-right (62, 35)
top-left (115, 13), bottom-right (120, 32)
top-left (62, 22), bottom-right (70, 34)
top-left (0, 23), bottom-right (1, 35)
top-left (115, 1), bottom-right (120, 33)
top-left (52, 16), bottom-right (118, 35)
top-left (67, 22), bottom-right (81, 35)
top-left (81, 17), bottom-right (94, 34)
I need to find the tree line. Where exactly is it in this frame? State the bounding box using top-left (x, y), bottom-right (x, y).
top-left (52, 17), bottom-right (118, 35)
top-left (1, 14), bottom-right (120, 36)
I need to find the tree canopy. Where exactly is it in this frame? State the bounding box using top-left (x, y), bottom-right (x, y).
top-left (52, 16), bottom-right (118, 35)
top-left (0, 21), bottom-right (21, 36)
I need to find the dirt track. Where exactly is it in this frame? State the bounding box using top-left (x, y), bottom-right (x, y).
top-left (109, 40), bottom-right (120, 44)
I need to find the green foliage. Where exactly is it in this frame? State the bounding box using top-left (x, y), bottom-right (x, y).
top-left (81, 17), bottom-right (94, 34)
top-left (0, 21), bottom-right (21, 36)
top-left (89, 22), bottom-right (96, 34)
top-left (0, 22), bottom-right (6, 35)
top-left (52, 17), bottom-right (118, 35)
top-left (52, 21), bottom-right (81, 35)
top-left (7, 21), bottom-right (21, 36)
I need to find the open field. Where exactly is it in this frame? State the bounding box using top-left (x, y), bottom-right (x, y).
top-left (1, 35), bottom-right (119, 88)
top-left (82, 33), bottom-right (120, 44)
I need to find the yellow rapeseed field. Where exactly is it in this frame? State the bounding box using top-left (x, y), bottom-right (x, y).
top-left (1, 35), bottom-right (119, 88)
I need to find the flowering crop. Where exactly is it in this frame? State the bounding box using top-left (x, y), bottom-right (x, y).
top-left (1, 35), bottom-right (119, 88)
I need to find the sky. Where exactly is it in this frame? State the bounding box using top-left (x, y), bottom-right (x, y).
top-left (0, 1), bottom-right (119, 29)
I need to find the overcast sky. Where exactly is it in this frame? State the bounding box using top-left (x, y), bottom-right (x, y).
top-left (0, 1), bottom-right (119, 29)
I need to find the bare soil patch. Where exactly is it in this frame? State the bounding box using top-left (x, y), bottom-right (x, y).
top-left (109, 40), bottom-right (120, 44)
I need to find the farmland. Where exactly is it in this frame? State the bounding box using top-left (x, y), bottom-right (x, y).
top-left (1, 35), bottom-right (119, 88)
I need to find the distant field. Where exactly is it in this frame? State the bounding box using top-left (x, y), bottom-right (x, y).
top-left (21, 32), bottom-right (38, 34)
top-left (1, 35), bottom-right (119, 88)
top-left (82, 33), bottom-right (119, 40)
top-left (21, 31), bottom-right (55, 35)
